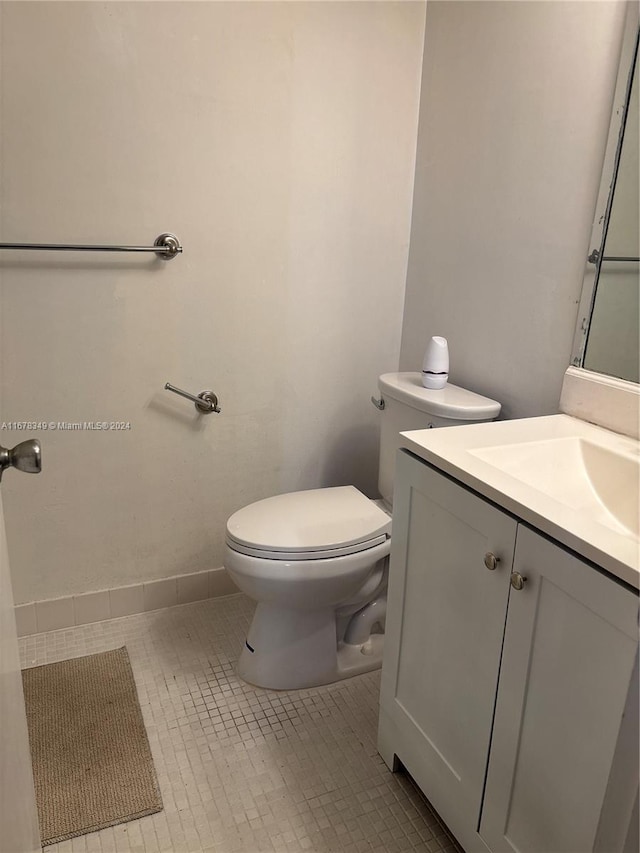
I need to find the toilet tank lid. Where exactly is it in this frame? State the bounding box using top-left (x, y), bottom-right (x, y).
top-left (226, 486), bottom-right (391, 553)
top-left (379, 372), bottom-right (501, 420)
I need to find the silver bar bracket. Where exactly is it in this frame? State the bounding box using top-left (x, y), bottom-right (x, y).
top-left (588, 249), bottom-right (639, 264)
top-left (165, 382), bottom-right (220, 414)
top-left (0, 232), bottom-right (182, 260)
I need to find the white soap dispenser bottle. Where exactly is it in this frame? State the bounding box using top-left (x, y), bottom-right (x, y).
top-left (422, 336), bottom-right (449, 389)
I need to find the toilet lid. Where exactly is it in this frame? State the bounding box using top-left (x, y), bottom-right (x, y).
top-left (226, 486), bottom-right (391, 558)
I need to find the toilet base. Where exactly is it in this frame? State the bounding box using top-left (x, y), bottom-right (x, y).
top-left (336, 634), bottom-right (384, 679)
top-left (237, 601), bottom-right (384, 690)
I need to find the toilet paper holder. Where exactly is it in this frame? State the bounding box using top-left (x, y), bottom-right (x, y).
top-left (164, 382), bottom-right (221, 414)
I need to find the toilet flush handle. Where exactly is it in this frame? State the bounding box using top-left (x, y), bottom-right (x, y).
top-left (371, 396), bottom-right (385, 411)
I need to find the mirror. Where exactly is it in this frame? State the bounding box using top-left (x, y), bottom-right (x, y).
top-left (572, 16), bottom-right (639, 383)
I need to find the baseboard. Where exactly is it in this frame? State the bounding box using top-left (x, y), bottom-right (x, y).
top-left (14, 567), bottom-right (239, 637)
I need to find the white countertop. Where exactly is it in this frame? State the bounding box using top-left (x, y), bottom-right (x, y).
top-left (400, 414), bottom-right (640, 590)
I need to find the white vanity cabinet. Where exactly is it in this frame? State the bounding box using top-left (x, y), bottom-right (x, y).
top-left (379, 449), bottom-right (639, 853)
top-left (378, 448), bottom-right (516, 852)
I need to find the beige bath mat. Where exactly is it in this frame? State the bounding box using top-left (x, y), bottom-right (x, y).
top-left (22, 647), bottom-right (162, 846)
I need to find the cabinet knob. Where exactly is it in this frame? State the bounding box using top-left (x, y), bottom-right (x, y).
top-left (484, 552), bottom-right (500, 571)
top-left (510, 572), bottom-right (527, 591)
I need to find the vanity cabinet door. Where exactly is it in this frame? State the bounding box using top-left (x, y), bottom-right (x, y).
top-left (480, 525), bottom-right (639, 853)
top-left (379, 450), bottom-right (516, 853)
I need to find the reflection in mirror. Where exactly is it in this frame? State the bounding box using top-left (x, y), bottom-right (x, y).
top-left (584, 42), bottom-right (639, 383)
top-left (572, 7), bottom-right (639, 385)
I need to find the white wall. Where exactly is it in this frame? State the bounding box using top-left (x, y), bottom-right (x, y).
top-left (0, 1), bottom-right (425, 603)
top-left (399, 0), bottom-right (627, 418)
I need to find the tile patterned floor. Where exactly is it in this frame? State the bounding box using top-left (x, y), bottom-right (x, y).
top-left (20, 595), bottom-right (462, 853)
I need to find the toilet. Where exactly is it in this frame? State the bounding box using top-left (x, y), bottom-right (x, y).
top-left (225, 372), bottom-right (501, 689)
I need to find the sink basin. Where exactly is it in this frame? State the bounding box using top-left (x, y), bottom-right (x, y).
top-left (400, 414), bottom-right (640, 587)
top-left (470, 437), bottom-right (639, 537)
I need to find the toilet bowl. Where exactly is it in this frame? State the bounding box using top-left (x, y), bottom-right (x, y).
top-left (225, 486), bottom-right (391, 689)
top-left (225, 372), bottom-right (501, 690)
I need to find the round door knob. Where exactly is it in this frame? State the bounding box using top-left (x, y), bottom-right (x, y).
top-left (484, 552), bottom-right (500, 571)
top-left (510, 572), bottom-right (527, 590)
top-left (0, 439), bottom-right (42, 482)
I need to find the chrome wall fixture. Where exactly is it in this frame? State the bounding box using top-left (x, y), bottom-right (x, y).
top-left (0, 232), bottom-right (182, 260)
top-left (588, 249), bottom-right (640, 264)
top-left (164, 383), bottom-right (221, 414)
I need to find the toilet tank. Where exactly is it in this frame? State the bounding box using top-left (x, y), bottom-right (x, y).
top-left (377, 372), bottom-right (501, 505)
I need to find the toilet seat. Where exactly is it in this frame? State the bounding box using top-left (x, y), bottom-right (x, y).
top-left (226, 534), bottom-right (388, 561)
top-left (226, 485), bottom-right (391, 561)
